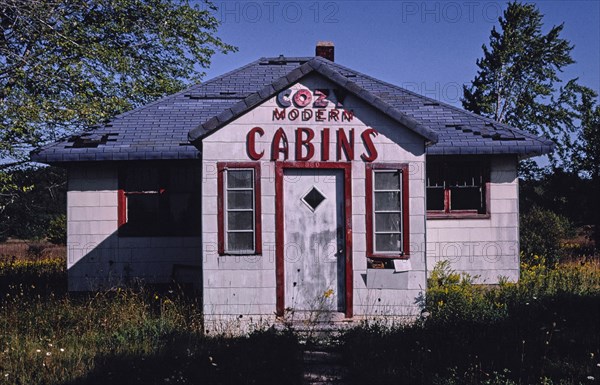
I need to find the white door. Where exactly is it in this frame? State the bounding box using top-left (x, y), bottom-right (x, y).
top-left (283, 169), bottom-right (345, 312)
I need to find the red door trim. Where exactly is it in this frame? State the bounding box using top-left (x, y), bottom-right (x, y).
top-left (275, 161), bottom-right (353, 319)
top-left (117, 189), bottom-right (126, 227)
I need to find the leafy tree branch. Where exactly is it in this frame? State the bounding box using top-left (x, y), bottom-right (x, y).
top-left (0, 0), bottom-right (236, 160)
top-left (462, 1), bottom-right (596, 171)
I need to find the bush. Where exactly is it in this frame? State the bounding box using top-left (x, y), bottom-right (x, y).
top-left (425, 260), bottom-right (509, 324)
top-left (0, 256), bottom-right (66, 295)
top-left (425, 258), bottom-right (600, 323)
top-left (47, 214), bottom-right (67, 244)
top-left (520, 206), bottom-right (574, 264)
top-left (341, 260), bottom-right (600, 385)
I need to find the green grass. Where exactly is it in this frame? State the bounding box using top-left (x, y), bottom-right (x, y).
top-left (0, 257), bottom-right (302, 385)
top-left (2, 249), bottom-right (600, 385)
top-left (341, 259), bottom-right (600, 385)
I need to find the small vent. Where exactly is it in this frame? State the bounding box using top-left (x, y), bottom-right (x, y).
top-left (423, 102), bottom-right (440, 106)
top-left (302, 187), bottom-right (326, 212)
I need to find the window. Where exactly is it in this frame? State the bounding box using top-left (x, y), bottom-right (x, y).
top-left (365, 163), bottom-right (410, 259)
top-left (426, 157), bottom-right (489, 217)
top-left (217, 162), bottom-right (261, 255)
top-left (118, 162), bottom-right (201, 236)
top-left (302, 186), bottom-right (326, 212)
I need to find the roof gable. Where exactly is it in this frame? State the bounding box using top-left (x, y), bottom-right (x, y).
top-left (187, 56), bottom-right (439, 144)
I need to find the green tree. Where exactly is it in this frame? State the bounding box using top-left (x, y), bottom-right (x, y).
top-left (0, 169), bottom-right (29, 240)
top-left (575, 88), bottom-right (600, 180)
top-left (574, 89), bottom-right (600, 246)
top-left (0, 0), bottom-right (235, 160)
top-left (0, 166), bottom-right (66, 241)
top-left (462, 1), bottom-right (595, 171)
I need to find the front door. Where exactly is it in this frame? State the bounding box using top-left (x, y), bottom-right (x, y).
top-left (282, 168), bottom-right (345, 313)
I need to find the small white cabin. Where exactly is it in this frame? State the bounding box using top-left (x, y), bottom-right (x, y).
top-left (32, 43), bottom-right (553, 329)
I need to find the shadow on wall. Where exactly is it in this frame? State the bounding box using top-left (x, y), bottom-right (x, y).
top-left (492, 159), bottom-right (519, 185)
top-left (67, 229), bottom-right (203, 292)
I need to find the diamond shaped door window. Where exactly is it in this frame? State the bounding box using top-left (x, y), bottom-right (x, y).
top-left (302, 186), bottom-right (326, 212)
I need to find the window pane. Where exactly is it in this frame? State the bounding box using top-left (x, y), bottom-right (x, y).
top-left (127, 194), bottom-right (159, 225)
top-left (227, 190), bottom-right (253, 209)
top-left (450, 187), bottom-right (482, 211)
top-left (302, 187), bottom-right (326, 211)
top-left (426, 188), bottom-right (444, 211)
top-left (227, 232), bottom-right (254, 252)
top-left (374, 191), bottom-right (401, 211)
top-left (375, 213), bottom-right (401, 232)
top-left (227, 170), bottom-right (253, 188)
top-left (375, 233), bottom-right (401, 252)
top-left (227, 211), bottom-right (254, 230)
top-left (374, 171), bottom-right (400, 190)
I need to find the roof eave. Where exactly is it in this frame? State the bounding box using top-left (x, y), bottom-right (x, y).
top-left (426, 142), bottom-right (555, 157)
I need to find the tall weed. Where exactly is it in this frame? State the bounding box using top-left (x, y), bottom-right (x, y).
top-left (342, 259), bottom-right (600, 385)
top-left (0, 264), bottom-right (301, 385)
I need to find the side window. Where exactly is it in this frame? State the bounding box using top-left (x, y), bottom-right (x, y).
top-left (366, 163), bottom-right (410, 259)
top-left (426, 158), bottom-right (488, 216)
top-left (118, 163), bottom-right (201, 236)
top-left (217, 163), bottom-right (262, 255)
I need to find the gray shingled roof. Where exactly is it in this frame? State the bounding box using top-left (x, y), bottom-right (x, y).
top-left (31, 56), bottom-right (553, 163)
top-left (187, 57), bottom-right (439, 144)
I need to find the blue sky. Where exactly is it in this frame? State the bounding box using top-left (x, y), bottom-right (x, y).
top-left (203, 0), bottom-right (600, 107)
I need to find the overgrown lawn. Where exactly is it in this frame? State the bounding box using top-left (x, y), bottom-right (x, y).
top-left (0, 255), bottom-right (301, 385)
top-left (341, 259), bottom-right (600, 385)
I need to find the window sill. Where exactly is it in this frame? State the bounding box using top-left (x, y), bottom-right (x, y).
top-left (367, 254), bottom-right (410, 260)
top-left (218, 252), bottom-right (262, 257)
top-left (427, 212), bottom-right (490, 220)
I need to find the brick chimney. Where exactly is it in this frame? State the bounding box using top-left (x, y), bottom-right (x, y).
top-left (315, 41), bottom-right (334, 62)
